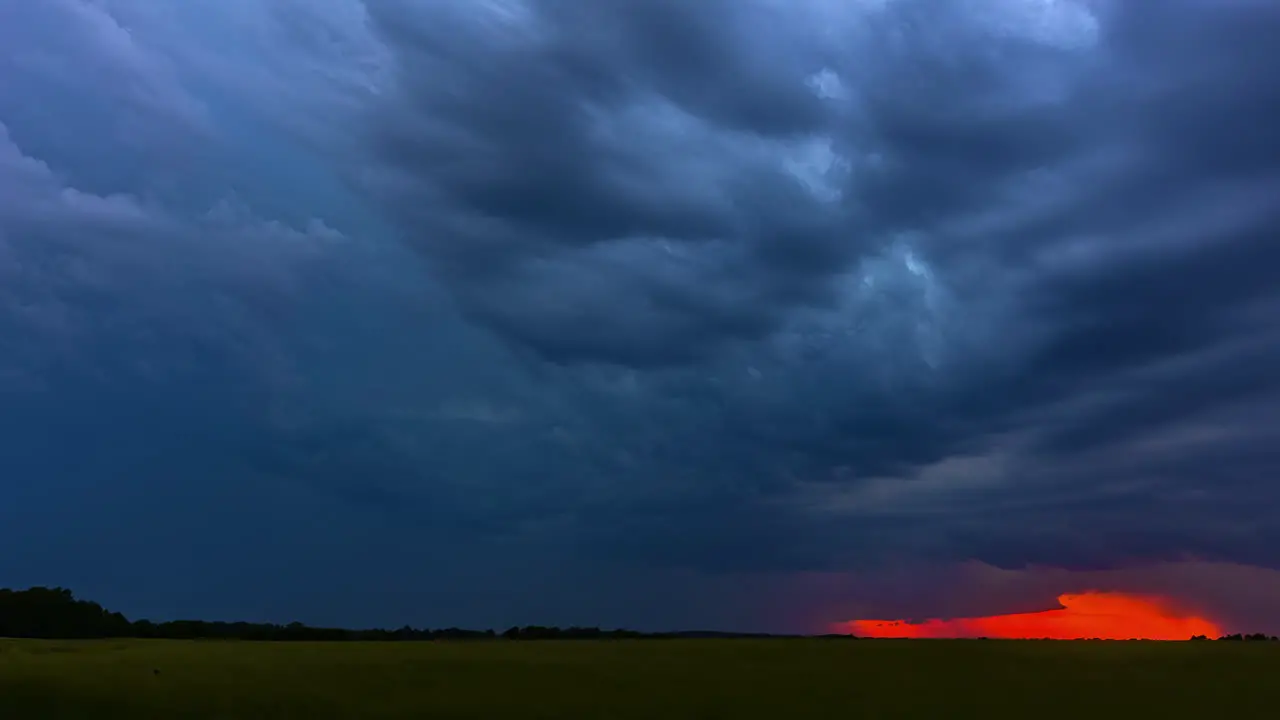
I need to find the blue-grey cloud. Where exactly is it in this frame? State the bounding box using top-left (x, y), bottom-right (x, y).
top-left (1, 0), bottom-right (1278, 630)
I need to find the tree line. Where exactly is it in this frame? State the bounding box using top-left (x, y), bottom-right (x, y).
top-left (0, 587), bottom-right (787, 641)
top-left (1191, 633), bottom-right (1277, 642)
top-left (2, 588), bottom-right (1276, 641)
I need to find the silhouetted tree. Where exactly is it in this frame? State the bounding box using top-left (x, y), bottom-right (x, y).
top-left (0, 587), bottom-right (132, 639)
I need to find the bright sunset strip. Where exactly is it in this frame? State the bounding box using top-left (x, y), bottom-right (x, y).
top-left (843, 592), bottom-right (1222, 640)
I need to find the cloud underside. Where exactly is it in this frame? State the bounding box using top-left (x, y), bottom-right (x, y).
top-left (354, 0), bottom-right (1280, 569)
top-left (1, 0), bottom-right (1279, 623)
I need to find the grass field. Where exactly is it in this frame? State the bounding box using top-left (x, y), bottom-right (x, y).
top-left (1, 638), bottom-right (1275, 719)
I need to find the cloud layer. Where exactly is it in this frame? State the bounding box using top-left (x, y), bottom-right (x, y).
top-left (1, 0), bottom-right (1278, 630)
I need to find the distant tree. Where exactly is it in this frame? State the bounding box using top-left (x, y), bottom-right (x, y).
top-left (0, 587), bottom-right (132, 639)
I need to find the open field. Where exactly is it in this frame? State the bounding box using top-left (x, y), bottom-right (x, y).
top-left (1, 638), bottom-right (1275, 719)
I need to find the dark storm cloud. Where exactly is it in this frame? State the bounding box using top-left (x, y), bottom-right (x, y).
top-left (4, 0), bottom-right (1280, 631)
top-left (360, 0), bottom-right (873, 366)
top-left (360, 0), bottom-right (1115, 369)
top-left (357, 0), bottom-right (1280, 572)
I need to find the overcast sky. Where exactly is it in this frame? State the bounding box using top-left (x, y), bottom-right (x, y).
top-left (2, 0), bottom-right (1279, 634)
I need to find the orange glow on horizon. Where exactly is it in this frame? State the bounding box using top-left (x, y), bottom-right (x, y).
top-left (840, 592), bottom-right (1221, 640)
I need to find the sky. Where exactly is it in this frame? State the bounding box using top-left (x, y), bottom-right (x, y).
top-left (1, 0), bottom-right (1278, 637)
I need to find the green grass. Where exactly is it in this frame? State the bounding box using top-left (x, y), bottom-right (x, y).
top-left (0, 638), bottom-right (1275, 719)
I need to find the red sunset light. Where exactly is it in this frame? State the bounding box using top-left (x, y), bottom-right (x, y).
top-left (841, 591), bottom-right (1221, 640)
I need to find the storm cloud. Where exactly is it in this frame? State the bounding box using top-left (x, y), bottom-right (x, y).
top-left (1, 0), bottom-right (1278, 632)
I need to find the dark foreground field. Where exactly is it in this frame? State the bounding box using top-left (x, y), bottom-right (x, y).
top-left (1, 638), bottom-right (1274, 719)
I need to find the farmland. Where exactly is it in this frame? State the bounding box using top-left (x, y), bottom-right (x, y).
top-left (0, 638), bottom-right (1275, 718)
